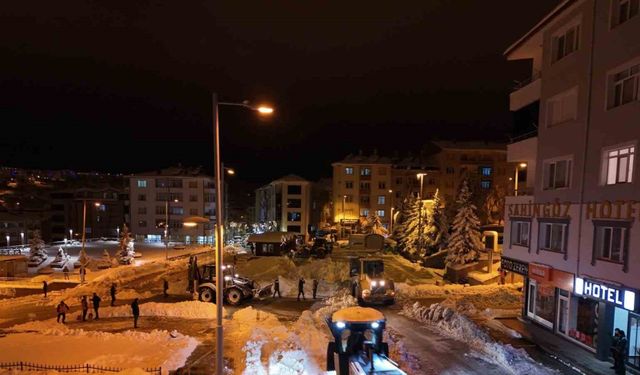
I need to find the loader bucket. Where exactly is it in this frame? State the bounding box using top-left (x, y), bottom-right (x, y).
top-left (256, 283), bottom-right (273, 298)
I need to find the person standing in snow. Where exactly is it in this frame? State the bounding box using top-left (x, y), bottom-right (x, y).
top-left (297, 277), bottom-right (305, 301)
top-left (62, 265), bottom-right (70, 280)
top-left (81, 296), bottom-right (89, 321)
top-left (312, 278), bottom-right (319, 299)
top-left (163, 279), bottom-right (169, 298)
top-left (272, 278), bottom-right (281, 298)
top-left (92, 292), bottom-right (101, 320)
top-left (42, 281), bottom-right (48, 298)
top-left (131, 298), bottom-right (140, 328)
top-left (56, 300), bottom-right (69, 323)
top-left (110, 283), bottom-right (117, 306)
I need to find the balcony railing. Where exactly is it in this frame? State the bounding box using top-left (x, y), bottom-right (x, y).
top-left (511, 70), bottom-right (541, 92)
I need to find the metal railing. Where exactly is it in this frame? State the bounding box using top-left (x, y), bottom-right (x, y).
top-left (0, 362), bottom-right (161, 374)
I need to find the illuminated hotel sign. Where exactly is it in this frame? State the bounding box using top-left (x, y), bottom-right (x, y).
top-left (575, 277), bottom-right (636, 311)
top-left (507, 199), bottom-right (640, 220)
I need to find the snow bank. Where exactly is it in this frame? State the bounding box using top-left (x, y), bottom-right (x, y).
top-left (102, 301), bottom-right (222, 320)
top-left (402, 301), bottom-right (555, 375)
top-left (0, 326), bottom-right (198, 374)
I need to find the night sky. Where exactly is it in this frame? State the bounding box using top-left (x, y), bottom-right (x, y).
top-left (1, 1), bottom-right (559, 185)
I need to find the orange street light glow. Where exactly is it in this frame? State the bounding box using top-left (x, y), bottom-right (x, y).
top-left (183, 222), bottom-right (197, 228)
top-left (257, 106), bottom-right (274, 114)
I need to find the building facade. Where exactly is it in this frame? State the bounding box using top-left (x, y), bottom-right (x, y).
top-left (254, 175), bottom-right (311, 239)
top-left (129, 167), bottom-right (216, 243)
top-left (504, 0), bottom-right (640, 367)
top-left (332, 154), bottom-right (393, 237)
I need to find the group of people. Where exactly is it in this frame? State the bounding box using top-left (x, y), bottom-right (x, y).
top-left (611, 328), bottom-right (629, 374)
top-left (271, 277), bottom-right (320, 301)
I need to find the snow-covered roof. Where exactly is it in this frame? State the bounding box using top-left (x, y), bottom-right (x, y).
top-left (332, 307), bottom-right (385, 323)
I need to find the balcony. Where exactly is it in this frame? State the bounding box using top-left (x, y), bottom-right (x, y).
top-left (509, 72), bottom-right (541, 111)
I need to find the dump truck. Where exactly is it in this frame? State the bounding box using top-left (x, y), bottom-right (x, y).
top-left (187, 256), bottom-right (271, 306)
top-left (326, 306), bottom-right (406, 375)
top-left (349, 257), bottom-right (395, 305)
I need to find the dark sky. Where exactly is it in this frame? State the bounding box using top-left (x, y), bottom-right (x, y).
top-left (0, 0), bottom-right (558, 186)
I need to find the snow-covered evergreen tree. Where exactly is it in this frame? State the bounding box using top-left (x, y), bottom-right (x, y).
top-left (118, 224), bottom-right (134, 260)
top-left (446, 180), bottom-right (483, 267)
top-left (426, 189), bottom-right (449, 255)
top-left (28, 230), bottom-right (46, 258)
top-left (399, 197), bottom-right (428, 257)
top-left (365, 212), bottom-right (388, 236)
top-left (391, 197), bottom-right (411, 244)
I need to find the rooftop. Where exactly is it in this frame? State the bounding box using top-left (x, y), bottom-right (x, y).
top-left (432, 140), bottom-right (507, 152)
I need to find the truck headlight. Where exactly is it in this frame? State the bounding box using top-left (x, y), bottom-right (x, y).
top-left (336, 321), bottom-right (346, 329)
top-left (371, 322), bottom-right (380, 329)
top-left (379, 280), bottom-right (385, 286)
top-left (224, 276), bottom-right (231, 281)
top-left (371, 280), bottom-right (377, 287)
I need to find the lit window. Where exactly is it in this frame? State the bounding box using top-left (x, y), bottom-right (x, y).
top-left (547, 88), bottom-right (578, 126)
top-left (137, 180), bottom-right (147, 188)
top-left (480, 180), bottom-right (491, 189)
top-left (377, 196), bottom-right (385, 205)
top-left (539, 222), bottom-right (567, 253)
top-left (543, 159), bottom-right (572, 189)
top-left (552, 24), bottom-right (580, 62)
top-left (609, 63), bottom-right (639, 109)
top-left (345, 167), bottom-right (354, 175)
top-left (361, 168), bottom-right (371, 176)
top-left (360, 209), bottom-right (370, 217)
top-left (287, 212), bottom-right (301, 222)
top-left (511, 221), bottom-right (530, 247)
top-left (481, 167), bottom-right (492, 176)
top-left (343, 195), bottom-right (353, 203)
top-left (376, 210), bottom-right (385, 217)
top-left (602, 145), bottom-right (635, 185)
top-left (595, 225), bottom-right (626, 263)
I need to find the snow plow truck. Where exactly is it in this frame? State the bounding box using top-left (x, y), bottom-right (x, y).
top-left (349, 257), bottom-right (396, 306)
top-left (187, 256), bottom-right (271, 306)
top-left (326, 306), bottom-right (406, 375)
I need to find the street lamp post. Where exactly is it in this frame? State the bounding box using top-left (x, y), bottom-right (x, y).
top-left (165, 197), bottom-right (179, 260)
top-left (416, 173), bottom-right (427, 252)
top-left (5, 235), bottom-right (9, 247)
top-left (388, 189), bottom-right (394, 234)
top-left (80, 200), bottom-right (101, 284)
top-left (212, 93), bottom-right (273, 375)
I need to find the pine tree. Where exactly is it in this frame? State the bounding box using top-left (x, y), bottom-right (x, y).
top-left (118, 224), bottom-right (134, 259)
top-left (446, 180), bottom-right (483, 266)
top-left (391, 196), bottom-right (411, 246)
top-left (365, 212), bottom-right (388, 236)
top-left (426, 189), bottom-right (449, 255)
top-left (399, 197), bottom-right (427, 257)
top-left (28, 230), bottom-right (46, 258)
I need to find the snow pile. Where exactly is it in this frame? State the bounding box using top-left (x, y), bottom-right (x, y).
top-left (402, 301), bottom-right (555, 375)
top-left (396, 282), bottom-right (522, 301)
top-left (103, 301), bottom-right (222, 319)
top-left (0, 288), bottom-right (16, 297)
top-left (0, 326), bottom-right (198, 373)
top-left (312, 289), bottom-right (358, 323)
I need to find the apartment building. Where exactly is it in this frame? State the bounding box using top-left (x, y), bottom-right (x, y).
top-left (254, 175), bottom-right (311, 239)
top-left (332, 153), bottom-right (393, 236)
top-left (503, 0), bottom-right (640, 366)
top-left (129, 167), bottom-right (216, 243)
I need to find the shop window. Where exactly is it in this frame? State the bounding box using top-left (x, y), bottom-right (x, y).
top-left (566, 296), bottom-right (599, 349)
top-left (527, 280), bottom-right (555, 328)
top-left (602, 145), bottom-right (635, 185)
top-left (539, 221), bottom-right (568, 254)
top-left (627, 313), bottom-right (640, 368)
top-left (593, 221), bottom-right (629, 267)
top-left (511, 220), bottom-right (530, 247)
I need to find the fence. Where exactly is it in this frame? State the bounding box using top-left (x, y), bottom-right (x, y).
top-left (0, 362), bottom-right (161, 374)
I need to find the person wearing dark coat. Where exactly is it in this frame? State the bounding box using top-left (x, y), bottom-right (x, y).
top-left (110, 283), bottom-right (117, 306)
top-left (81, 296), bottom-right (89, 321)
top-left (163, 279), bottom-right (169, 298)
top-left (131, 298), bottom-right (140, 328)
top-left (297, 277), bottom-right (305, 301)
top-left (92, 293), bottom-right (101, 320)
top-left (56, 300), bottom-right (69, 323)
top-left (272, 278), bottom-right (281, 298)
top-left (312, 279), bottom-right (319, 299)
top-left (615, 330), bottom-right (628, 374)
top-left (43, 281), bottom-right (48, 298)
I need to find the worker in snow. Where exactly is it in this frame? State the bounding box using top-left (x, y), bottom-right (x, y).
top-left (110, 283), bottom-right (117, 306)
top-left (312, 278), bottom-right (319, 299)
top-left (62, 265), bottom-right (70, 280)
top-left (56, 300), bottom-right (69, 324)
top-left (163, 279), bottom-right (169, 298)
top-left (42, 281), bottom-right (48, 298)
top-left (273, 278), bottom-right (281, 298)
top-left (297, 277), bottom-right (305, 301)
top-left (131, 298), bottom-right (140, 328)
top-left (81, 296), bottom-right (89, 321)
top-left (92, 292), bottom-right (101, 320)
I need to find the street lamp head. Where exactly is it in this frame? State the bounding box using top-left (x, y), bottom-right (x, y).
top-left (388, 189), bottom-right (393, 194)
top-left (226, 169), bottom-right (235, 176)
top-left (174, 199), bottom-right (179, 203)
top-left (519, 162), bottom-right (527, 168)
top-left (94, 202), bottom-right (101, 207)
top-left (416, 173), bottom-right (427, 179)
top-left (256, 106), bottom-right (274, 115)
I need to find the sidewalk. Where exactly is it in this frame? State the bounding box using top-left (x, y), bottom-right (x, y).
top-left (499, 317), bottom-right (638, 375)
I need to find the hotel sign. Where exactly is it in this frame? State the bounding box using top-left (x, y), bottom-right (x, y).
top-left (575, 277), bottom-right (637, 311)
top-left (500, 257), bottom-right (528, 276)
top-left (507, 199), bottom-right (640, 220)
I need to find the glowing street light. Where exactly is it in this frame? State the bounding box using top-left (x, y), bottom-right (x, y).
top-left (5, 235), bottom-right (9, 247)
top-left (20, 232), bottom-right (24, 246)
top-left (212, 94), bottom-right (274, 375)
